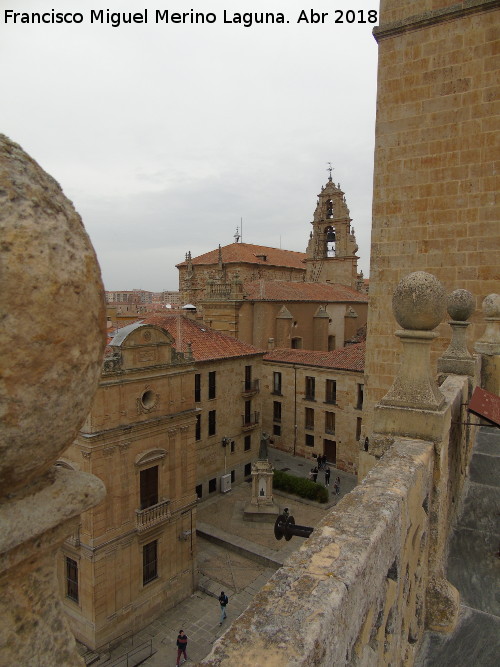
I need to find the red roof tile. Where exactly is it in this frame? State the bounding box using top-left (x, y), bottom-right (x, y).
top-left (244, 281), bottom-right (368, 303)
top-left (177, 243), bottom-right (306, 271)
top-left (140, 314), bottom-right (264, 362)
top-left (264, 343), bottom-right (365, 372)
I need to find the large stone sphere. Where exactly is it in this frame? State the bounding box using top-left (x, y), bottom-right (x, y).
top-left (447, 289), bottom-right (475, 321)
top-left (392, 271), bottom-right (446, 330)
top-left (0, 135), bottom-right (106, 495)
top-left (482, 293), bottom-right (500, 318)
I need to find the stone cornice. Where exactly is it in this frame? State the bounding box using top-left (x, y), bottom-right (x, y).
top-left (373, 0), bottom-right (500, 42)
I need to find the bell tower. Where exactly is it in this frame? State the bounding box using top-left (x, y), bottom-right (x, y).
top-left (305, 169), bottom-right (359, 288)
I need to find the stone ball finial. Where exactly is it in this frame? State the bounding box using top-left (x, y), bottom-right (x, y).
top-left (447, 289), bottom-right (475, 321)
top-left (0, 135), bottom-right (106, 495)
top-left (392, 271), bottom-right (446, 330)
top-left (482, 293), bottom-right (500, 318)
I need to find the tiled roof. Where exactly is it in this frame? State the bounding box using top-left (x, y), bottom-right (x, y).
top-left (244, 281), bottom-right (368, 303)
top-left (140, 314), bottom-right (264, 362)
top-left (264, 343), bottom-right (365, 372)
top-left (176, 243), bottom-right (306, 270)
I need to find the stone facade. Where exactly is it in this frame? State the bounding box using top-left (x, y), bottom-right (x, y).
top-left (177, 243), bottom-right (306, 307)
top-left (59, 323), bottom-right (198, 650)
top-left (192, 355), bottom-right (264, 500)
top-left (262, 345), bottom-right (365, 473)
top-left (363, 0), bottom-right (500, 437)
top-left (202, 284), bottom-right (368, 349)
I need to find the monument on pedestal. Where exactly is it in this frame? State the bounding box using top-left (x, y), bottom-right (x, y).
top-left (244, 432), bottom-right (280, 522)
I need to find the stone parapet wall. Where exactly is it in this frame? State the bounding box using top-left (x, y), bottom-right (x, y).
top-left (199, 376), bottom-right (470, 666)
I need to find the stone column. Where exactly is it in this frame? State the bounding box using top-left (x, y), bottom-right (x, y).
top-left (373, 272), bottom-right (447, 444)
top-left (437, 289), bottom-right (476, 379)
top-left (0, 135), bottom-right (106, 665)
top-left (474, 294), bottom-right (500, 396)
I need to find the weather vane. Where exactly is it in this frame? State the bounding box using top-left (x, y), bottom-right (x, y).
top-left (326, 162), bottom-right (333, 180)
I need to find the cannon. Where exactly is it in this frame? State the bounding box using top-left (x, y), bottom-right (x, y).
top-left (274, 512), bottom-right (314, 541)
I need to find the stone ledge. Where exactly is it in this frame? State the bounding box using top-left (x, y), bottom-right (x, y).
top-left (373, 0), bottom-right (500, 42)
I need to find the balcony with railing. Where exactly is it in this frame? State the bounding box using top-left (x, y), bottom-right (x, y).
top-left (136, 499), bottom-right (171, 532)
top-left (242, 411), bottom-right (260, 431)
top-left (241, 378), bottom-right (260, 397)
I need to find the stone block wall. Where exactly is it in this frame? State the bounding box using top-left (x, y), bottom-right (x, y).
top-left (364, 0), bottom-right (499, 436)
top-left (262, 360), bottom-right (365, 474)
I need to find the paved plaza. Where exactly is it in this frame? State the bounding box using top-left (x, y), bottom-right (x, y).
top-left (99, 449), bottom-right (356, 666)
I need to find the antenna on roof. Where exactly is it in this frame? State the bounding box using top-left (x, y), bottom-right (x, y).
top-left (241, 217), bottom-right (243, 243)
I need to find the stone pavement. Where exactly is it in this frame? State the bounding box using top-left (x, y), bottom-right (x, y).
top-left (102, 449), bottom-right (356, 667)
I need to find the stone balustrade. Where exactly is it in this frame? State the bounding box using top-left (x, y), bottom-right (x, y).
top-left (136, 498), bottom-right (171, 531)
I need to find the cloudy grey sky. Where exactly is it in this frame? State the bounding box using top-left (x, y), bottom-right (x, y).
top-left (2, 0), bottom-right (378, 290)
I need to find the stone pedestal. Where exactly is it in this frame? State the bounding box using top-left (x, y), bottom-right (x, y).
top-left (474, 294), bottom-right (500, 396)
top-left (244, 460), bottom-right (280, 522)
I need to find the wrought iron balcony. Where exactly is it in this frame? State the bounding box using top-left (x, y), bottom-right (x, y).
top-left (136, 498), bottom-right (171, 532)
top-left (242, 411), bottom-right (260, 431)
top-left (242, 378), bottom-right (260, 397)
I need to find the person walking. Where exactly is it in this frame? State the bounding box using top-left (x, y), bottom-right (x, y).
top-left (176, 630), bottom-right (188, 665)
top-left (219, 590), bottom-right (228, 624)
top-left (312, 466), bottom-right (318, 483)
top-left (335, 476), bottom-right (341, 495)
top-left (324, 466), bottom-right (330, 486)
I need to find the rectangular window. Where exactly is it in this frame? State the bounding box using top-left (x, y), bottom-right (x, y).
top-left (231, 469), bottom-right (236, 483)
top-left (143, 540), bottom-right (158, 585)
top-left (305, 376), bottom-right (315, 400)
top-left (325, 379), bottom-right (337, 404)
top-left (244, 463), bottom-right (252, 476)
top-left (305, 433), bottom-right (315, 448)
top-left (66, 557), bottom-right (79, 603)
top-left (244, 365), bottom-right (252, 392)
top-left (196, 484), bottom-right (202, 499)
top-left (273, 424), bottom-right (281, 436)
top-left (140, 466), bottom-right (158, 510)
top-left (357, 384), bottom-right (364, 410)
top-left (244, 400), bottom-right (251, 424)
top-left (208, 477), bottom-right (217, 493)
top-left (230, 440), bottom-right (235, 453)
top-left (273, 401), bottom-right (282, 422)
top-left (356, 417), bottom-right (362, 440)
top-left (208, 371), bottom-right (216, 400)
top-left (291, 337), bottom-right (302, 349)
top-left (194, 373), bottom-right (201, 402)
top-left (195, 414), bottom-right (201, 441)
top-left (273, 372), bottom-right (282, 395)
top-left (244, 435), bottom-right (251, 451)
top-left (305, 407), bottom-right (315, 430)
top-left (325, 411), bottom-right (335, 435)
top-left (208, 409), bottom-right (216, 436)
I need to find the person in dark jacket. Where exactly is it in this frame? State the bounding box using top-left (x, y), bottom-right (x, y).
top-left (176, 629), bottom-right (188, 665)
top-left (219, 590), bottom-right (228, 624)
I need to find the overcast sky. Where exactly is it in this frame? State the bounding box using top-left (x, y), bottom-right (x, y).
top-left (2, 0), bottom-right (378, 291)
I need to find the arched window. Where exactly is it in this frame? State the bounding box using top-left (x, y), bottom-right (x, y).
top-left (325, 226), bottom-right (336, 256)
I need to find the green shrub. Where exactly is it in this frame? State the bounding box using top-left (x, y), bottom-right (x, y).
top-left (273, 469), bottom-right (328, 503)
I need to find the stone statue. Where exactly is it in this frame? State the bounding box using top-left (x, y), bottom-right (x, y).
top-left (259, 431), bottom-right (270, 460)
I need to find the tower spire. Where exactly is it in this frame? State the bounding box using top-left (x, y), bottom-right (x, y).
top-left (326, 162), bottom-right (333, 182)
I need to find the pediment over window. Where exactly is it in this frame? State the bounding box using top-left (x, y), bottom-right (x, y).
top-left (135, 449), bottom-right (167, 466)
